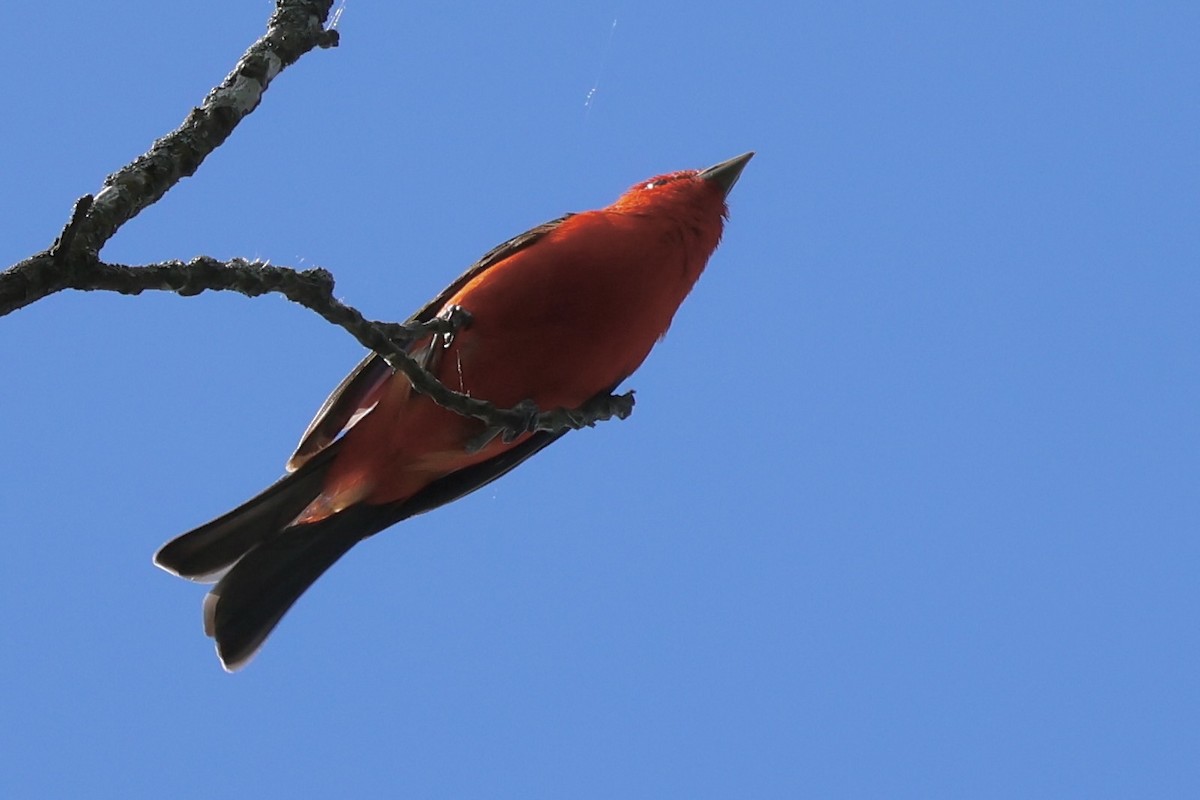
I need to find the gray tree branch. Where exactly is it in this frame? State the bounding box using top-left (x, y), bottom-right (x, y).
top-left (0, 0), bottom-right (633, 444)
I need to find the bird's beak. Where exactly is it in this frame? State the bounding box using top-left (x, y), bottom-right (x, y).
top-left (698, 151), bottom-right (754, 196)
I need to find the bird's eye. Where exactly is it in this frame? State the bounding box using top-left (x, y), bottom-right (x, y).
top-left (644, 180), bottom-right (663, 190)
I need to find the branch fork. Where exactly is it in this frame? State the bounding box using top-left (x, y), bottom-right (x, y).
top-left (0, 0), bottom-right (633, 450)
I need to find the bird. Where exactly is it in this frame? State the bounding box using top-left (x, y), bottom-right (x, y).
top-left (154, 151), bottom-right (753, 670)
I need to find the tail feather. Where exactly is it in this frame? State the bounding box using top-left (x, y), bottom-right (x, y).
top-left (153, 445), bottom-right (339, 582)
top-left (202, 513), bottom-right (372, 671)
top-left (156, 424), bottom-right (577, 670)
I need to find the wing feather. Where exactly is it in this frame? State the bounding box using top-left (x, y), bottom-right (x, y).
top-left (286, 215), bottom-right (573, 469)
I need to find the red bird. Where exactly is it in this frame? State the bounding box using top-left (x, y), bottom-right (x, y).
top-left (155, 152), bottom-right (753, 670)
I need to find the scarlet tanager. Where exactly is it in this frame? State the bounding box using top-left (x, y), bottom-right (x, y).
top-left (155, 152), bottom-right (753, 670)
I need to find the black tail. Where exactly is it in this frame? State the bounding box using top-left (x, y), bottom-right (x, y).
top-left (154, 444), bottom-right (340, 582)
top-left (200, 509), bottom-right (379, 670)
top-left (152, 443), bottom-right (386, 671)
top-left (156, 427), bottom-right (571, 670)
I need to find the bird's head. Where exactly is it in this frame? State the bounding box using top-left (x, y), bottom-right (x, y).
top-left (609, 152), bottom-right (754, 223)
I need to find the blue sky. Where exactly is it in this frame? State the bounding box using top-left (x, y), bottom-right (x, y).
top-left (2, 2), bottom-right (1197, 797)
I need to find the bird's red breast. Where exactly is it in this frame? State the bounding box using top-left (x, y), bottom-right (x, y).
top-left (308, 169), bottom-right (732, 515)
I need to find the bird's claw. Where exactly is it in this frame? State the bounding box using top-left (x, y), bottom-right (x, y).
top-left (437, 304), bottom-right (474, 348)
top-left (442, 304), bottom-right (474, 330)
top-left (386, 304), bottom-right (475, 347)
